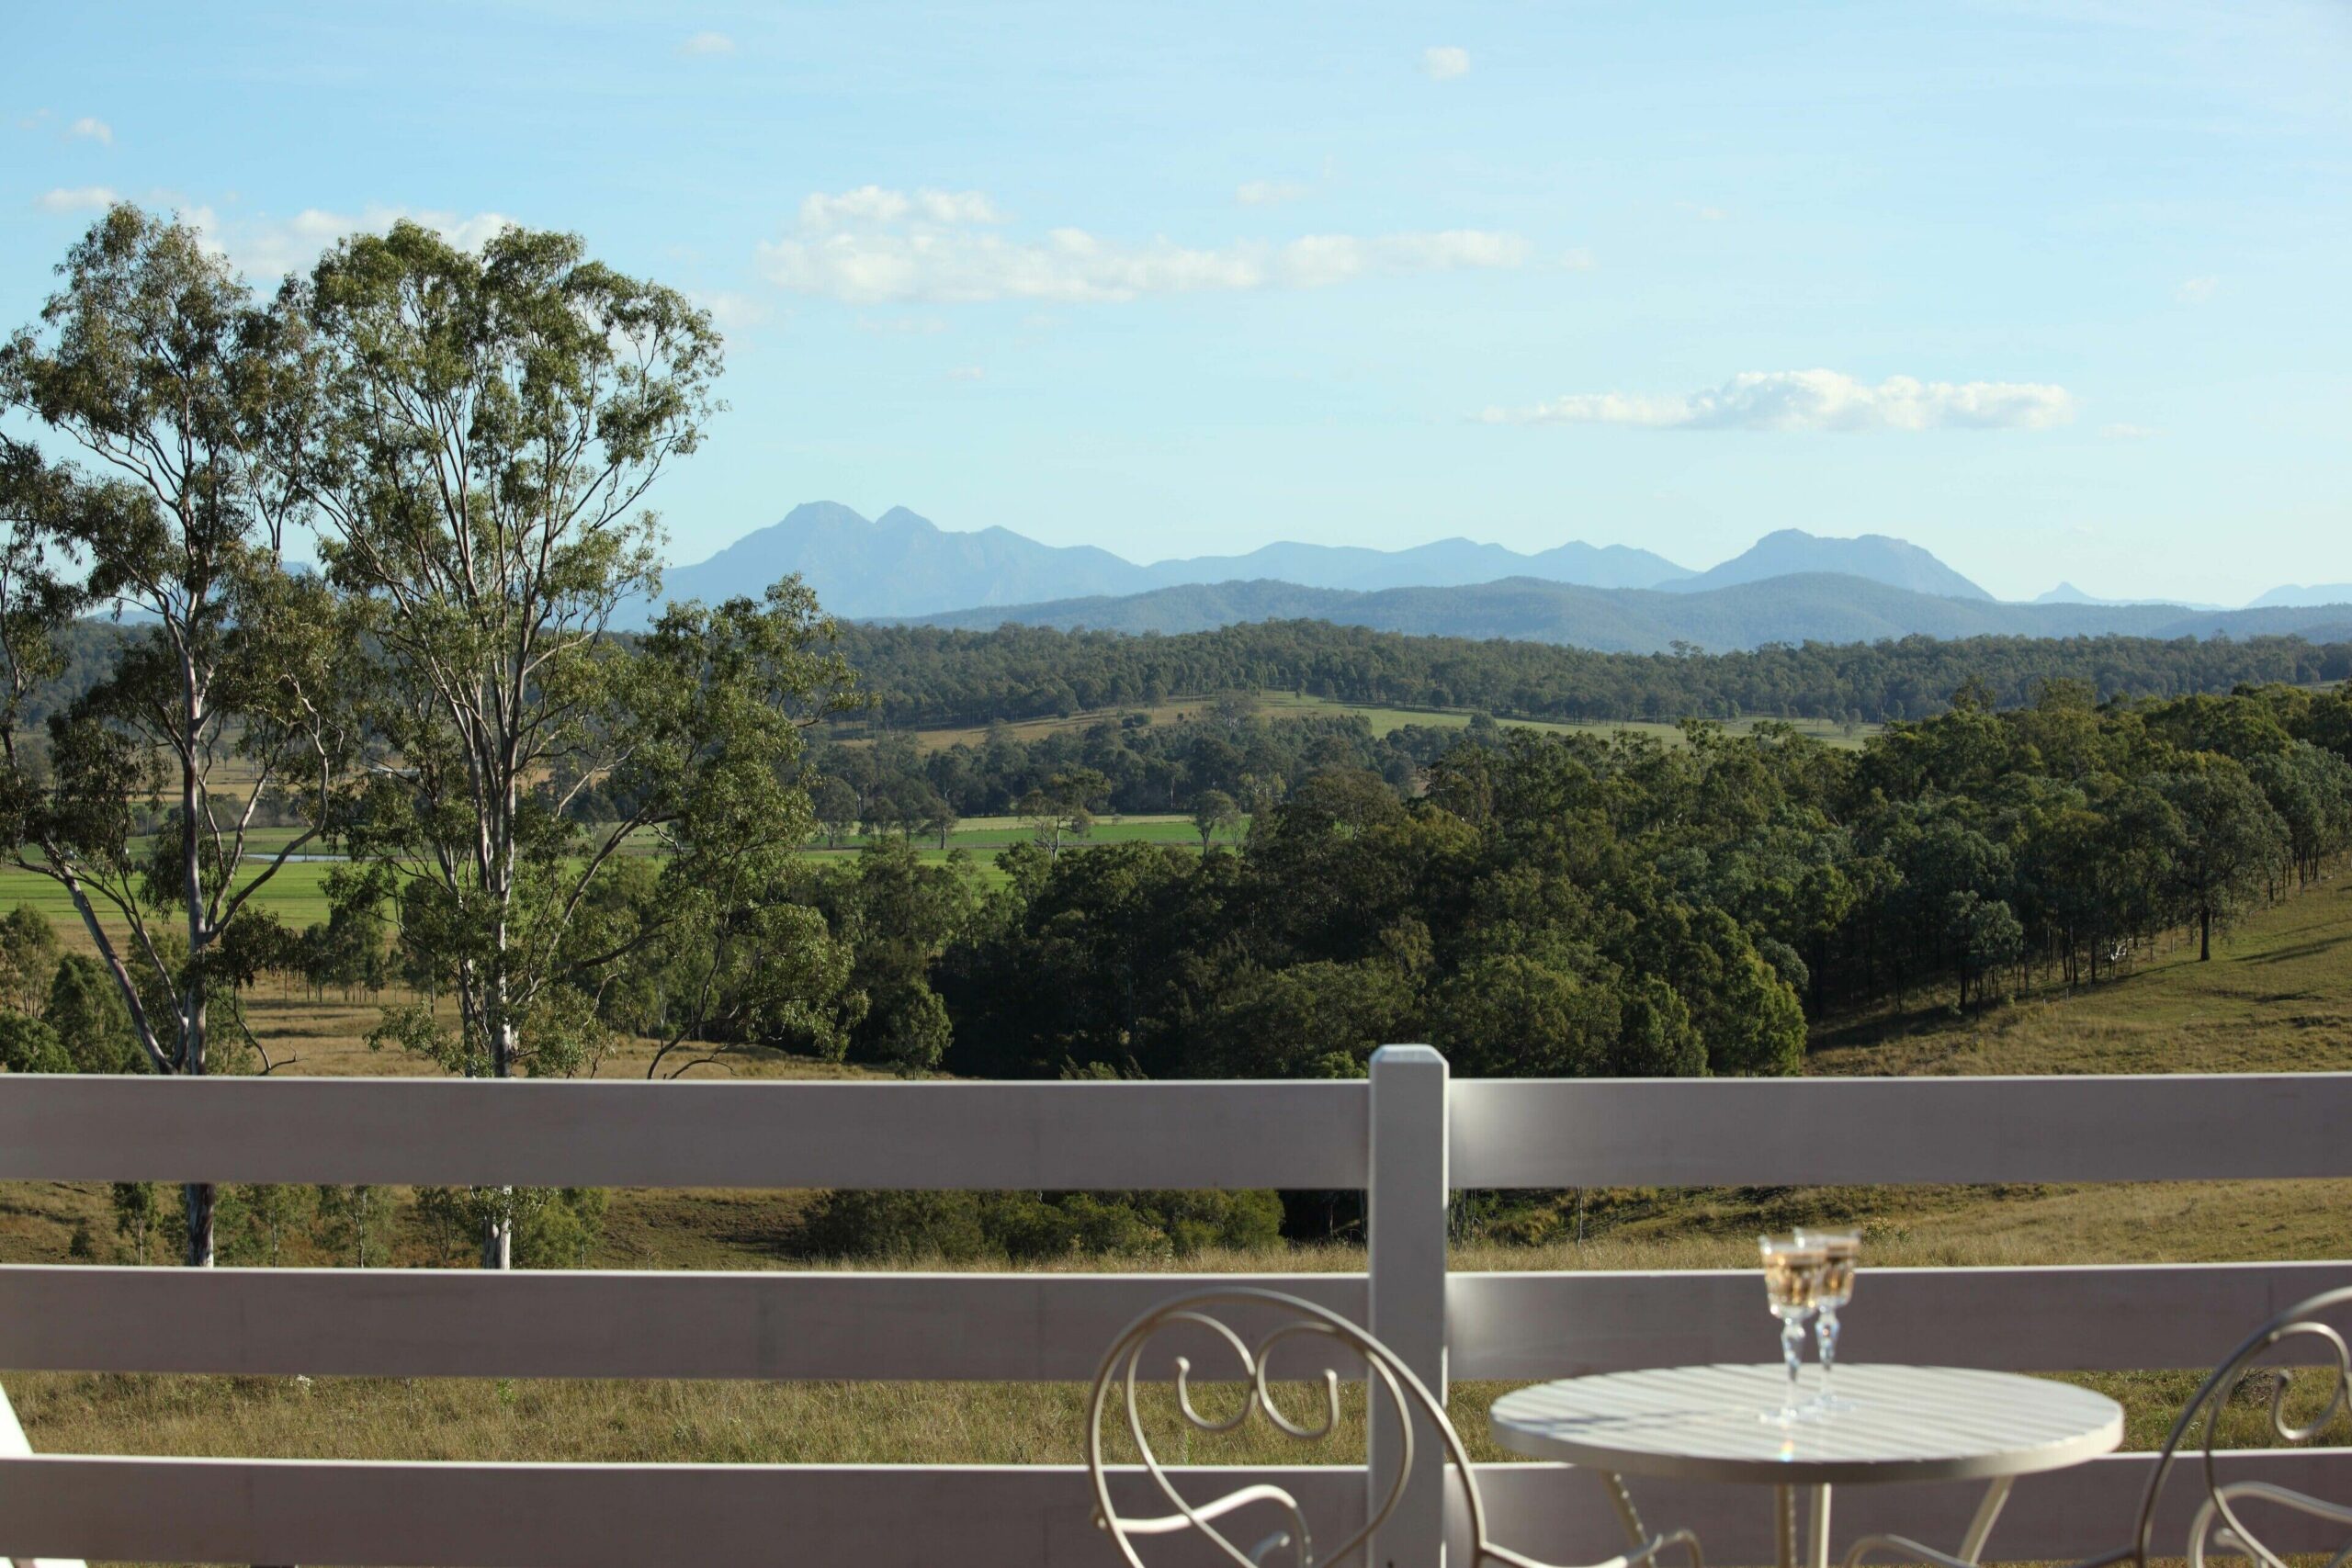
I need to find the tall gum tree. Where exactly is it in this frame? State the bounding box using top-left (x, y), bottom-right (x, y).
top-left (0, 207), bottom-right (353, 1265)
top-left (292, 221), bottom-right (838, 1267)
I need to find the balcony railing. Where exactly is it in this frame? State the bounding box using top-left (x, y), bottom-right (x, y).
top-left (2, 1052), bottom-right (2349, 1566)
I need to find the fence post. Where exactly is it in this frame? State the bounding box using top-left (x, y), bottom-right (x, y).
top-left (1369, 1044), bottom-right (1449, 1567)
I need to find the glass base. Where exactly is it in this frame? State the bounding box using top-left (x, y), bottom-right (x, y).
top-left (1759, 1405), bottom-right (1821, 1426)
top-left (1805, 1394), bottom-right (1858, 1415)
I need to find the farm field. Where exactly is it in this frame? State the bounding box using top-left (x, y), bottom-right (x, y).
top-left (7, 870), bottom-right (2352, 1479)
top-left (0, 814), bottom-right (1222, 931)
top-left (0, 857), bottom-right (342, 933)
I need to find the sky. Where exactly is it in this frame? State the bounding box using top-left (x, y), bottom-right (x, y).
top-left (5, 0), bottom-right (2348, 604)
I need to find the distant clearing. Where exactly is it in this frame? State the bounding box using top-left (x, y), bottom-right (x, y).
top-left (841, 691), bottom-right (1877, 753)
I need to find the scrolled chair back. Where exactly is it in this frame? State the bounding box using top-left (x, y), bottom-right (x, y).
top-left (1086, 1286), bottom-right (1701, 1568)
top-left (2124, 1283), bottom-right (2352, 1568)
top-left (1849, 1285), bottom-right (2352, 1568)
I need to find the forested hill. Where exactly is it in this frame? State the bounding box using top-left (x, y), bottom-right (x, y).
top-left (894, 571), bottom-right (2352, 652)
top-left (834, 619), bottom-right (2352, 730)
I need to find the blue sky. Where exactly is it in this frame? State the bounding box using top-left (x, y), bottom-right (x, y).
top-left (6, 1), bottom-right (2347, 603)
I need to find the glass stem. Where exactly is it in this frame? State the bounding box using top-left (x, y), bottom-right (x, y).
top-left (1781, 1313), bottom-right (1806, 1416)
top-left (1815, 1307), bottom-right (1840, 1404)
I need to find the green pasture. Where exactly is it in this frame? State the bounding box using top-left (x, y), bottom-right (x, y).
top-left (0, 857), bottom-right (340, 933)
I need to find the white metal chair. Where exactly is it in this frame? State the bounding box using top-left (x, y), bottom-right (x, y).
top-left (1844, 1284), bottom-right (2352, 1568)
top-left (1086, 1286), bottom-right (1704, 1568)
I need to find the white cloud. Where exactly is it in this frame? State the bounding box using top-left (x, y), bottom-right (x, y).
top-left (1560, 246), bottom-right (1598, 271)
top-left (187, 204), bottom-right (517, 279)
top-left (1237, 178), bottom-right (1310, 207)
top-left (1676, 201), bottom-right (1728, 221)
top-left (67, 116), bottom-right (112, 145)
top-left (679, 31), bottom-right (735, 56)
top-left (36, 186), bottom-right (119, 213)
top-left (2175, 275), bottom-right (2219, 304)
top-left (692, 289), bottom-right (772, 332)
top-left (798, 186), bottom-right (1001, 229)
top-left (1422, 45), bottom-right (1471, 79)
top-left (1480, 369), bottom-right (2077, 433)
top-left (945, 365), bottom-right (986, 382)
top-left (759, 186), bottom-right (1529, 304)
top-left (2100, 422), bottom-right (2159, 440)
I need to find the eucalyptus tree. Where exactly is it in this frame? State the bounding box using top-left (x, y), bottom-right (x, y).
top-left (293, 222), bottom-right (846, 1265)
top-left (0, 207), bottom-right (354, 1265)
top-left (2159, 759), bottom-right (2292, 962)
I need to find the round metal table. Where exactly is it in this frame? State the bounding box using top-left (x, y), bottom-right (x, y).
top-left (1489, 1365), bottom-right (2123, 1568)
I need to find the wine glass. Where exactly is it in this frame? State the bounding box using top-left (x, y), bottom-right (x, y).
top-left (1794, 1227), bottom-right (1860, 1413)
top-left (1758, 1235), bottom-right (1825, 1425)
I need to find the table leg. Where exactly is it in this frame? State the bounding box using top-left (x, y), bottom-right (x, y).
top-left (1807, 1484), bottom-right (1833, 1568)
top-left (1777, 1484), bottom-right (1798, 1568)
top-left (1597, 1471), bottom-right (1649, 1550)
top-left (1957, 1476), bottom-right (2014, 1565)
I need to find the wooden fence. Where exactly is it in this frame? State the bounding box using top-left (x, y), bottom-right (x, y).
top-left (2, 1051), bottom-right (2348, 1566)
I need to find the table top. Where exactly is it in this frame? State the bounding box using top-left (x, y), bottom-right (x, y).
top-left (1487, 1365), bottom-right (2123, 1486)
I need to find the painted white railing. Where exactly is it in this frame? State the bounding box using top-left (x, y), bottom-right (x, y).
top-left (0, 1052), bottom-right (2347, 1567)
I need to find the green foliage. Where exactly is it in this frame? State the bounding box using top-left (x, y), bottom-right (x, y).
top-left (0, 1011), bottom-right (68, 1074)
top-left (218, 1185), bottom-right (302, 1267)
top-left (109, 1181), bottom-right (175, 1266)
top-left (43, 952), bottom-right (140, 1073)
top-left (0, 902), bottom-right (59, 1011)
top-left (310, 1186), bottom-right (396, 1269)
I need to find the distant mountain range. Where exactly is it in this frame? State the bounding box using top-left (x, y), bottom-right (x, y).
top-left (1663, 529), bottom-right (1989, 601)
top-left (895, 575), bottom-right (2352, 654)
top-left (2032, 581), bottom-right (2229, 611)
top-left (650, 502), bottom-right (1696, 619)
top-left (635, 502), bottom-right (2348, 652)
top-left (2250, 583), bottom-right (2352, 609)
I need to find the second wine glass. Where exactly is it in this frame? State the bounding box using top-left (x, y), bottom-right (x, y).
top-left (1794, 1226), bottom-right (1860, 1412)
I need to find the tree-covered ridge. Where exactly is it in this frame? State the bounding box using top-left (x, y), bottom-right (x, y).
top-left (824, 680), bottom-right (2352, 1088)
top-left (833, 619), bottom-right (2352, 730)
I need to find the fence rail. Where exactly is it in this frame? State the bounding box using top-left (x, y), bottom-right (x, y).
top-left (3, 1058), bottom-right (2349, 1567)
top-left (6, 1452), bottom-right (2352, 1568)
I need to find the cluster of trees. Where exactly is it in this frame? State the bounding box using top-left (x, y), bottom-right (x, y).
top-left (797, 698), bottom-right (1466, 829)
top-left (765, 682), bottom-right (2352, 1097)
top-left (0, 204), bottom-right (851, 1267)
top-left (833, 620), bottom-right (2352, 731)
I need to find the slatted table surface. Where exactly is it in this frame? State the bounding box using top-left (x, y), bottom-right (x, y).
top-left (1490, 1363), bottom-right (2124, 1485)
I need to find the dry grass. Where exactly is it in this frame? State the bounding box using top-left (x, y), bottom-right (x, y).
top-left (1809, 873), bottom-right (2352, 1078)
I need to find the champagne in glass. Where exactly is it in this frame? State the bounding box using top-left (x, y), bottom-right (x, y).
top-left (1758, 1235), bottom-right (1825, 1425)
top-left (1795, 1227), bottom-right (1860, 1413)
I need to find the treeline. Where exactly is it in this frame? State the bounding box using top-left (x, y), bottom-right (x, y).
top-left (797, 681), bottom-right (2352, 1095)
top-left (833, 619), bottom-right (2352, 730)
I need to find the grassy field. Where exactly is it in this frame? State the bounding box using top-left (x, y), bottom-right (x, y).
top-left (0, 814), bottom-right (1224, 927)
top-left (0, 857), bottom-right (342, 933)
top-left (6, 865), bottom-right (2351, 1503)
top-left (862, 691), bottom-right (1877, 752)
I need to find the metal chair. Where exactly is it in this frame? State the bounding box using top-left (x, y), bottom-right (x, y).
top-left (1086, 1286), bottom-right (1704, 1568)
top-left (1844, 1285), bottom-right (2352, 1568)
